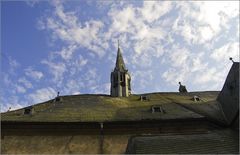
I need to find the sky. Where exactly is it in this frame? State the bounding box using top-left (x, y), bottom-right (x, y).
top-left (1, 1), bottom-right (239, 112)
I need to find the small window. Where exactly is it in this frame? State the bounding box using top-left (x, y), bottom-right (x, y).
top-left (192, 95), bottom-right (201, 102)
top-left (56, 97), bottom-right (61, 102)
top-left (139, 95), bottom-right (150, 101)
top-left (128, 79), bottom-right (131, 90)
top-left (23, 107), bottom-right (34, 115)
top-left (151, 105), bottom-right (165, 113)
top-left (120, 74), bottom-right (123, 81)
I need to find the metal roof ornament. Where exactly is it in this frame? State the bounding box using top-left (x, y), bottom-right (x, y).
top-left (229, 57), bottom-right (234, 63)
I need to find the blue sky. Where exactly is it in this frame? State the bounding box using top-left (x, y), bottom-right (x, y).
top-left (1, 1), bottom-right (239, 112)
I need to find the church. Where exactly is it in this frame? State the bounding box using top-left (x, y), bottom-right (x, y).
top-left (1, 45), bottom-right (239, 154)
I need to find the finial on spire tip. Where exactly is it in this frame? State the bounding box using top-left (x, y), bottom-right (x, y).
top-left (229, 57), bottom-right (234, 63)
top-left (118, 39), bottom-right (120, 49)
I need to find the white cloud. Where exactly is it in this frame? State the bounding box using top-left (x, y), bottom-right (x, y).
top-left (25, 0), bottom-right (40, 7)
top-left (2, 73), bottom-right (11, 86)
top-left (198, 26), bottom-right (215, 43)
top-left (58, 45), bottom-right (78, 60)
top-left (41, 60), bottom-right (66, 82)
top-left (106, 2), bottom-right (173, 71)
top-left (173, 1), bottom-right (239, 45)
top-left (16, 85), bottom-right (26, 93)
top-left (7, 103), bottom-right (23, 111)
top-left (108, 5), bottom-right (136, 33)
top-left (192, 65), bottom-right (229, 91)
top-left (162, 44), bottom-right (232, 89)
top-left (1, 103), bottom-right (23, 112)
top-left (0, 95), bottom-right (28, 112)
top-left (90, 83), bottom-right (110, 94)
top-left (77, 55), bottom-right (88, 67)
top-left (195, 68), bottom-right (217, 84)
top-left (132, 70), bottom-right (154, 92)
top-left (211, 42), bottom-right (239, 62)
top-left (41, 2), bottom-right (106, 57)
top-left (140, 1), bottom-right (172, 23)
top-left (162, 68), bottom-right (188, 85)
top-left (25, 67), bottom-right (44, 80)
top-left (131, 51), bottom-right (153, 68)
top-left (196, 1), bottom-right (239, 32)
top-left (7, 56), bottom-right (20, 74)
top-left (84, 68), bottom-right (99, 87)
top-left (108, 2), bottom-right (169, 41)
top-left (73, 91), bottom-right (81, 95)
top-left (2, 1), bottom-right (239, 114)
top-left (191, 54), bottom-right (208, 72)
top-left (37, 1), bottom-right (239, 94)
top-left (9, 57), bottom-right (20, 68)
top-left (107, 1), bottom-right (238, 91)
top-left (28, 87), bottom-right (56, 103)
top-left (68, 55), bottom-right (88, 76)
top-left (162, 45), bottom-right (209, 86)
top-left (237, 22), bottom-right (240, 39)
top-left (169, 46), bottom-right (190, 68)
top-left (63, 79), bottom-right (82, 95)
top-left (18, 77), bottom-right (33, 89)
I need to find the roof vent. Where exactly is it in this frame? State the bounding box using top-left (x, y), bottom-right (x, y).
top-left (23, 106), bottom-right (34, 115)
top-left (7, 107), bottom-right (11, 112)
top-left (54, 97), bottom-right (62, 102)
top-left (139, 95), bottom-right (150, 101)
top-left (54, 92), bottom-right (62, 102)
top-left (192, 95), bottom-right (201, 102)
top-left (151, 105), bottom-right (165, 113)
top-left (178, 82), bottom-right (188, 93)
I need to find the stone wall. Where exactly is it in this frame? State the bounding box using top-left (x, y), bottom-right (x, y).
top-left (1, 119), bottom-right (214, 154)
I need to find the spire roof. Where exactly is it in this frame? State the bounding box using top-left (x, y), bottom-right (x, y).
top-left (114, 41), bottom-right (127, 72)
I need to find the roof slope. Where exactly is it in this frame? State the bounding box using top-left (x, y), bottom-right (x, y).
top-left (176, 101), bottom-right (228, 124)
top-left (217, 62), bottom-right (239, 124)
top-left (1, 91), bottom-right (220, 122)
top-left (125, 129), bottom-right (239, 154)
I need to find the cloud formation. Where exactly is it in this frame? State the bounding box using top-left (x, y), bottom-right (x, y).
top-left (34, 0), bottom-right (240, 92)
top-left (28, 87), bottom-right (56, 104)
top-left (1, 1), bottom-right (239, 112)
top-left (40, 2), bottom-right (106, 58)
top-left (25, 67), bottom-right (44, 80)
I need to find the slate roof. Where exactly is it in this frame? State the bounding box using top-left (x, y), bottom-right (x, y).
top-left (176, 101), bottom-right (228, 125)
top-left (125, 129), bottom-right (239, 154)
top-left (217, 62), bottom-right (239, 123)
top-left (1, 91), bottom-right (221, 123)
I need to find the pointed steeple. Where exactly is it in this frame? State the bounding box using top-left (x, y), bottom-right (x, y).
top-left (115, 40), bottom-right (126, 72)
top-left (110, 40), bottom-right (131, 97)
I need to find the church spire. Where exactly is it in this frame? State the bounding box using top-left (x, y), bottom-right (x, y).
top-left (118, 39), bottom-right (119, 49)
top-left (115, 40), bottom-right (126, 72)
top-left (110, 40), bottom-right (131, 97)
